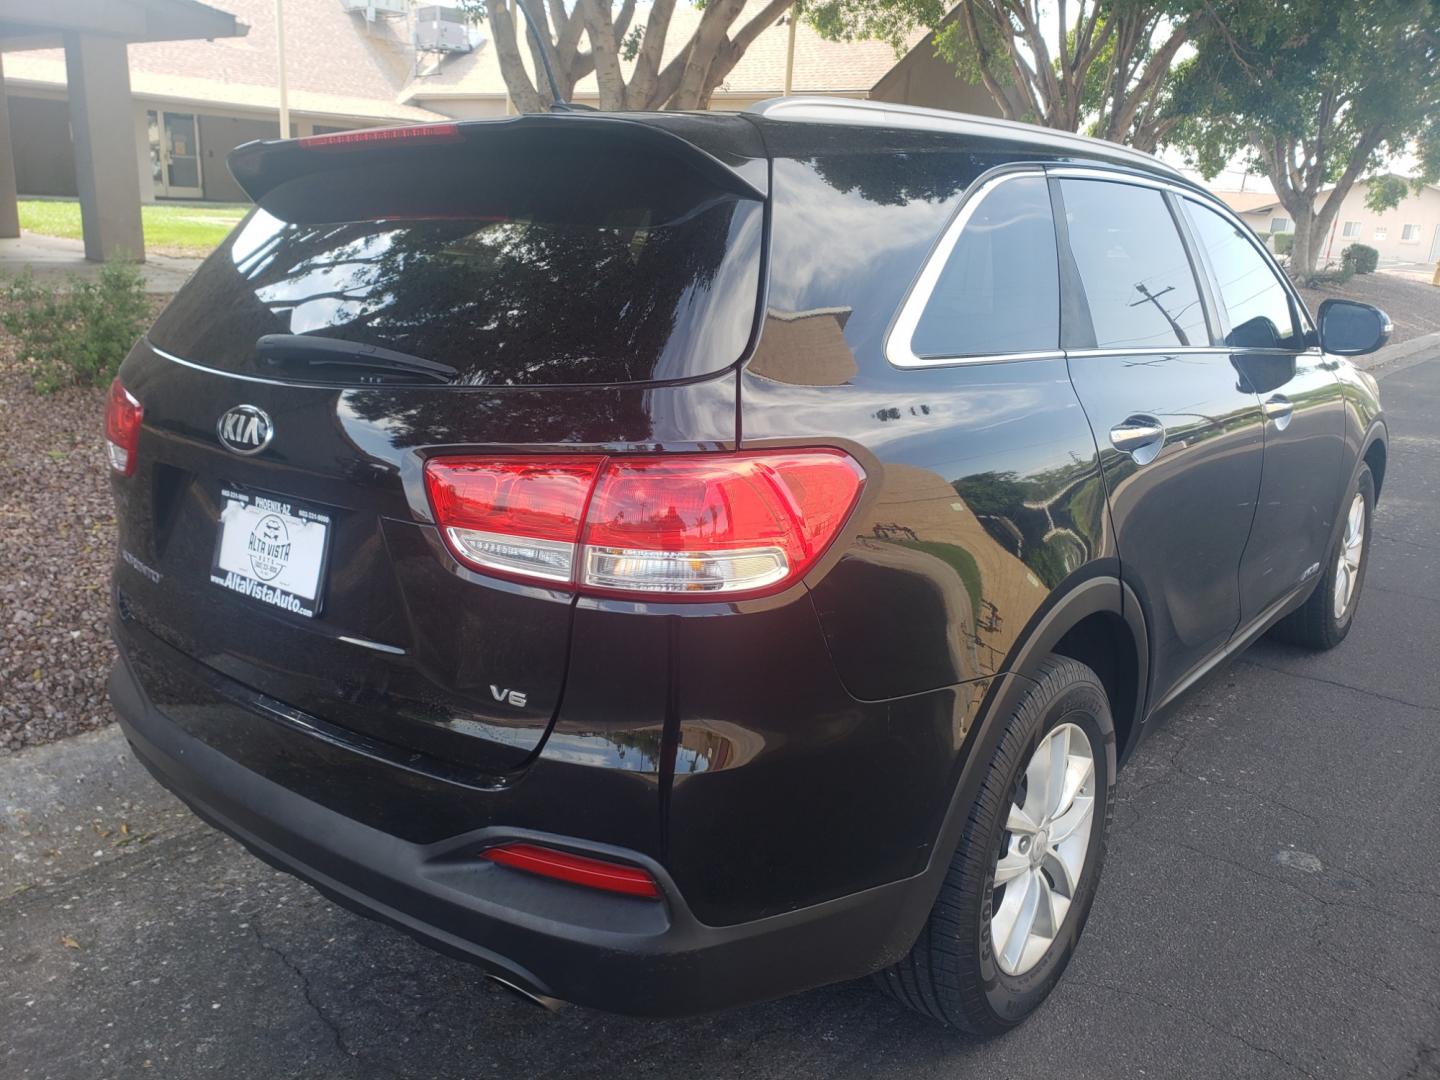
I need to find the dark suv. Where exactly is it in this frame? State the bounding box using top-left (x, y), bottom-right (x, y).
top-left (106, 98), bottom-right (1390, 1034)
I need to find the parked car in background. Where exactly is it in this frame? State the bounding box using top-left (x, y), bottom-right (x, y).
top-left (105, 99), bottom-right (1390, 1034)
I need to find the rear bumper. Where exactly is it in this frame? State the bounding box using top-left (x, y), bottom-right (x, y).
top-left (109, 643), bottom-right (934, 1017)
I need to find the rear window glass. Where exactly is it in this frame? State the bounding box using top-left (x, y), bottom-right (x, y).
top-left (911, 174), bottom-right (1059, 359)
top-left (1060, 179), bottom-right (1209, 350)
top-left (148, 157), bottom-right (762, 386)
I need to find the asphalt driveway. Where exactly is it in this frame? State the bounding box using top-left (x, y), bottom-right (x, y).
top-left (3, 353), bottom-right (1438, 1080)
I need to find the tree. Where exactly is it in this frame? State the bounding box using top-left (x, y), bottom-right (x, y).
top-left (929, 0), bottom-right (1198, 152)
top-left (1175, 0), bottom-right (1440, 280)
top-left (458, 0), bottom-right (818, 112)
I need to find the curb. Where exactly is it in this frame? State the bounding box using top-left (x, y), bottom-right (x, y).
top-left (0, 724), bottom-right (195, 898)
top-left (1356, 330), bottom-right (1440, 375)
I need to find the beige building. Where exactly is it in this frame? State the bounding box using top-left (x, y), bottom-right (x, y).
top-left (4, 0), bottom-right (986, 205)
top-left (1217, 178), bottom-right (1440, 267)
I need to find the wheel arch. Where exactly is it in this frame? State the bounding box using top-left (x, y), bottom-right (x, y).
top-left (1362, 425), bottom-right (1387, 501)
top-left (996, 572), bottom-right (1149, 767)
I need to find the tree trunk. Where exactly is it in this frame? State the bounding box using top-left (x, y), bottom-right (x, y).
top-left (488, 1), bottom-right (545, 113)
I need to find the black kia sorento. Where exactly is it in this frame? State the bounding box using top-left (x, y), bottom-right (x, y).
top-left (106, 98), bottom-right (1391, 1033)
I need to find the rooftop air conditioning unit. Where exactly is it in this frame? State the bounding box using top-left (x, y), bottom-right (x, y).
top-left (415, 6), bottom-right (472, 53)
top-left (340, 0), bottom-right (408, 18)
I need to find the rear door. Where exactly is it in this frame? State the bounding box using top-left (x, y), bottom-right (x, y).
top-left (113, 117), bottom-right (763, 772)
top-left (1179, 196), bottom-right (1347, 624)
top-left (1054, 170), bottom-right (1266, 701)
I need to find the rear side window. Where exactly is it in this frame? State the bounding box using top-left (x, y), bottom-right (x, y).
top-left (1184, 200), bottom-right (1304, 350)
top-left (147, 152), bottom-right (762, 386)
top-left (910, 174), bottom-right (1059, 359)
top-left (1059, 179), bottom-right (1209, 350)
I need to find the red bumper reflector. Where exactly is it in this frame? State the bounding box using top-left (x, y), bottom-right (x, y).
top-left (482, 843), bottom-right (662, 899)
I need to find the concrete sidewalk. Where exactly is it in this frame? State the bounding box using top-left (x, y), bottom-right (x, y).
top-left (0, 233), bottom-right (201, 294)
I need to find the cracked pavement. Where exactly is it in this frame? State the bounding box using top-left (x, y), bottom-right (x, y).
top-left (3, 354), bottom-right (1438, 1079)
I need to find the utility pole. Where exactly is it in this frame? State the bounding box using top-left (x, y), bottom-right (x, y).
top-left (784, 12), bottom-right (797, 95)
top-left (275, 0), bottom-right (291, 138)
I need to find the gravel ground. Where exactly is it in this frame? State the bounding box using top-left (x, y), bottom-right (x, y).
top-left (0, 343), bottom-right (124, 755)
top-left (1298, 271), bottom-right (1440, 343)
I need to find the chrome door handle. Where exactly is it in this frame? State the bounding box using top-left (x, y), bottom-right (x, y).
top-left (1262, 394), bottom-right (1294, 430)
top-left (1109, 415), bottom-right (1166, 465)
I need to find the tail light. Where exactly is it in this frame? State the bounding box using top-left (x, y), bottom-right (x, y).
top-left (104, 378), bottom-right (143, 477)
top-left (297, 122), bottom-right (462, 150)
top-left (482, 843), bottom-right (661, 899)
top-left (424, 450), bottom-right (864, 599)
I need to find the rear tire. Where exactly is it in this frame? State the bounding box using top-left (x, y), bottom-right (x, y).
top-left (876, 656), bottom-right (1115, 1034)
top-left (1269, 464), bottom-right (1374, 651)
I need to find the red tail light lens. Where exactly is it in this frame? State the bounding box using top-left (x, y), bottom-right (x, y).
top-left (424, 450), bottom-right (865, 598)
top-left (424, 457), bottom-right (601, 583)
top-left (482, 843), bottom-right (661, 899)
top-left (104, 378), bottom-right (143, 477)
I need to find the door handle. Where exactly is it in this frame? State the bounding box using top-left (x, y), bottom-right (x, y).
top-left (1262, 394), bottom-right (1294, 431)
top-left (1109, 415), bottom-right (1166, 465)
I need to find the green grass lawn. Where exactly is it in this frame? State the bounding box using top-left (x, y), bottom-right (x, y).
top-left (18, 198), bottom-right (249, 257)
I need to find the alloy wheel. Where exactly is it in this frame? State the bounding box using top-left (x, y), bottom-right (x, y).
top-left (1332, 492), bottom-right (1366, 621)
top-left (990, 722), bottom-right (1096, 976)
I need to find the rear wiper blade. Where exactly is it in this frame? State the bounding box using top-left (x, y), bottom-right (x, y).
top-left (256, 334), bottom-right (459, 384)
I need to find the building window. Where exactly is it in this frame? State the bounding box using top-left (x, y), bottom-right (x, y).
top-left (1401, 224), bottom-right (1420, 242)
top-left (1374, 227), bottom-right (1388, 241)
top-left (1269, 217), bottom-right (1292, 234)
top-left (1342, 221), bottom-right (1361, 238)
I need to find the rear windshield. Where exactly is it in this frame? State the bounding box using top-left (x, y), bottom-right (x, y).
top-left (149, 151), bottom-right (763, 386)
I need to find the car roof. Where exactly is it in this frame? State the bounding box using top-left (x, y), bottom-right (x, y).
top-left (747, 97), bottom-right (1188, 184)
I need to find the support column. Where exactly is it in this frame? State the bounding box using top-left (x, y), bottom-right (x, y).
top-left (63, 32), bottom-right (144, 262)
top-left (0, 53), bottom-right (21, 239)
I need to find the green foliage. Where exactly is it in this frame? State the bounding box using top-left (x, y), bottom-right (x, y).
top-left (1363, 175), bottom-right (1410, 214)
top-left (1271, 232), bottom-right (1294, 256)
top-left (1, 262), bottom-right (149, 394)
top-left (1307, 264), bottom-right (1355, 287)
top-left (1175, 1), bottom-right (1440, 185)
top-left (1342, 243), bottom-right (1379, 275)
top-left (805, 0), bottom-right (941, 51)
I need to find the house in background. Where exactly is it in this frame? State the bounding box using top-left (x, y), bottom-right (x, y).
top-left (1216, 177), bottom-right (1440, 268)
top-left (5, 0), bottom-right (1000, 205)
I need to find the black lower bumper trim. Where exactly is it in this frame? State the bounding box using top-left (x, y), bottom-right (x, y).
top-left (109, 649), bottom-right (935, 1017)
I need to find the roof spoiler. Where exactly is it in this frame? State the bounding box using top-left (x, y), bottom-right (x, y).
top-left (228, 113), bottom-right (767, 205)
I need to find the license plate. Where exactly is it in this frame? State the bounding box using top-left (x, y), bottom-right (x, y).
top-left (210, 487), bottom-right (331, 618)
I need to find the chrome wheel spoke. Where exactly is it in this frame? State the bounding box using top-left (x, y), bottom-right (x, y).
top-left (1048, 791), bottom-right (1095, 846)
top-left (1333, 493), bottom-right (1366, 619)
top-left (1007, 803), bottom-right (1040, 835)
top-left (994, 869), bottom-right (1040, 972)
top-left (994, 847), bottom-right (1030, 885)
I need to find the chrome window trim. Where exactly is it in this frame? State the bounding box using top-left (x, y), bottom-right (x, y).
top-left (885, 169), bottom-right (1063, 370)
top-left (148, 341), bottom-right (345, 389)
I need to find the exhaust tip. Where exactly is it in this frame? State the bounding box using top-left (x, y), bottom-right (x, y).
top-left (486, 974), bottom-right (566, 1012)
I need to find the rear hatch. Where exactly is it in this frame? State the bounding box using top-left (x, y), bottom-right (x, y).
top-left (112, 115), bottom-right (765, 772)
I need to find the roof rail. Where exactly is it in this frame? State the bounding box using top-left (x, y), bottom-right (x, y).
top-left (747, 97), bottom-right (1186, 182)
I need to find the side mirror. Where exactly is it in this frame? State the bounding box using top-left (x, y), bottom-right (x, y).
top-left (1318, 299), bottom-right (1392, 356)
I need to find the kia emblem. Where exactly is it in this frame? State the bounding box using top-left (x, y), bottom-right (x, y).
top-left (217, 405), bottom-right (274, 456)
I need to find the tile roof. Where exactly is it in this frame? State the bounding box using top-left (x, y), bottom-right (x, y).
top-left (4, 0), bottom-right (446, 122)
top-left (408, 1), bottom-right (914, 102)
top-left (3, 0), bottom-right (911, 119)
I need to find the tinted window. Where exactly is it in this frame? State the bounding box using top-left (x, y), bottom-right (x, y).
top-left (911, 174), bottom-right (1059, 358)
top-left (1185, 200), bottom-right (1303, 350)
top-left (1060, 179), bottom-right (1209, 350)
top-left (148, 156), bottom-right (762, 386)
